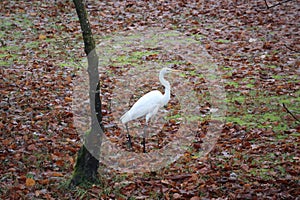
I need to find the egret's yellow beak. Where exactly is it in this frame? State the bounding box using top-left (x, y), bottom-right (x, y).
top-left (170, 69), bottom-right (181, 72)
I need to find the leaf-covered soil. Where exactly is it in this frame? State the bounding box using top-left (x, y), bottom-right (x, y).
top-left (1, 0), bottom-right (299, 199)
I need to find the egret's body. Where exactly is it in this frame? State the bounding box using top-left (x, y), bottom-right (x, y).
top-left (120, 67), bottom-right (177, 153)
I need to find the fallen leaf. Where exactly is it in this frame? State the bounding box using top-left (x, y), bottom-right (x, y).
top-left (173, 193), bottom-right (181, 199)
top-left (39, 34), bottom-right (47, 40)
top-left (52, 172), bottom-right (64, 177)
top-left (25, 178), bottom-right (36, 187)
top-left (65, 97), bottom-right (72, 102)
top-left (38, 179), bottom-right (50, 185)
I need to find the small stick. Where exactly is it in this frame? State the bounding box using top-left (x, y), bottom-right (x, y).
top-left (284, 44), bottom-right (300, 53)
top-left (264, 0), bottom-right (294, 9)
top-left (282, 103), bottom-right (300, 122)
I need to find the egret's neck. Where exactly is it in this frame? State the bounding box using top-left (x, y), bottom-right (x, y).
top-left (159, 71), bottom-right (171, 105)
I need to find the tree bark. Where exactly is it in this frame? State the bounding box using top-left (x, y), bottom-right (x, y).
top-left (70, 0), bottom-right (104, 186)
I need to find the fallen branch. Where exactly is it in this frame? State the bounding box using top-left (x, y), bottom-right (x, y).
top-left (264, 0), bottom-right (294, 9)
top-left (284, 44), bottom-right (300, 53)
top-left (282, 103), bottom-right (300, 123)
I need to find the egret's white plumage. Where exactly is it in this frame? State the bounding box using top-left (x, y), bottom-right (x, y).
top-left (120, 90), bottom-right (163, 124)
top-left (120, 67), bottom-right (178, 153)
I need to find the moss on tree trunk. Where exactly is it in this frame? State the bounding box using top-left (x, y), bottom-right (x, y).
top-left (70, 144), bottom-right (99, 185)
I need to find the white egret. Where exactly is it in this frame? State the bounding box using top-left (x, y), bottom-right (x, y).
top-left (120, 67), bottom-right (179, 153)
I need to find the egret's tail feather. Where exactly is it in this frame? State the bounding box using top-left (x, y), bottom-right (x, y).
top-left (120, 111), bottom-right (130, 124)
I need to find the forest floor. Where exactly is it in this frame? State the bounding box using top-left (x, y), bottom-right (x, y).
top-left (1, 0), bottom-right (299, 199)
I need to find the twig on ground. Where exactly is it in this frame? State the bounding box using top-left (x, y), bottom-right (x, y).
top-left (264, 0), bottom-right (294, 9)
top-left (282, 103), bottom-right (300, 123)
top-left (284, 44), bottom-right (300, 53)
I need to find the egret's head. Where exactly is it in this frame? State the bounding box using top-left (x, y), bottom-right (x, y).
top-left (160, 67), bottom-right (180, 75)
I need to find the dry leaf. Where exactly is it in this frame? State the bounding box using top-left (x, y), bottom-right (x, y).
top-left (39, 179), bottom-right (50, 185)
top-left (55, 160), bottom-right (64, 167)
top-left (65, 97), bottom-right (72, 102)
top-left (25, 178), bottom-right (36, 187)
top-left (39, 34), bottom-right (47, 40)
top-left (52, 172), bottom-right (63, 177)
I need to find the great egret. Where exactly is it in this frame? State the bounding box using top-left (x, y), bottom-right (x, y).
top-left (120, 67), bottom-right (179, 153)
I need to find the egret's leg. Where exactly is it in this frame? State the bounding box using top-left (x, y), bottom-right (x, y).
top-left (142, 124), bottom-right (148, 153)
top-left (125, 124), bottom-right (132, 150)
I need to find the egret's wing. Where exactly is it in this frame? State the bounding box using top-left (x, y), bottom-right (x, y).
top-left (121, 90), bottom-right (163, 124)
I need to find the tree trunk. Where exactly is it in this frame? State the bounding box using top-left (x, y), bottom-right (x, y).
top-left (70, 0), bottom-right (104, 186)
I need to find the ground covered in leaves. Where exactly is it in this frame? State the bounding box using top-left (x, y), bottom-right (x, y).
top-left (1, 0), bottom-right (299, 199)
